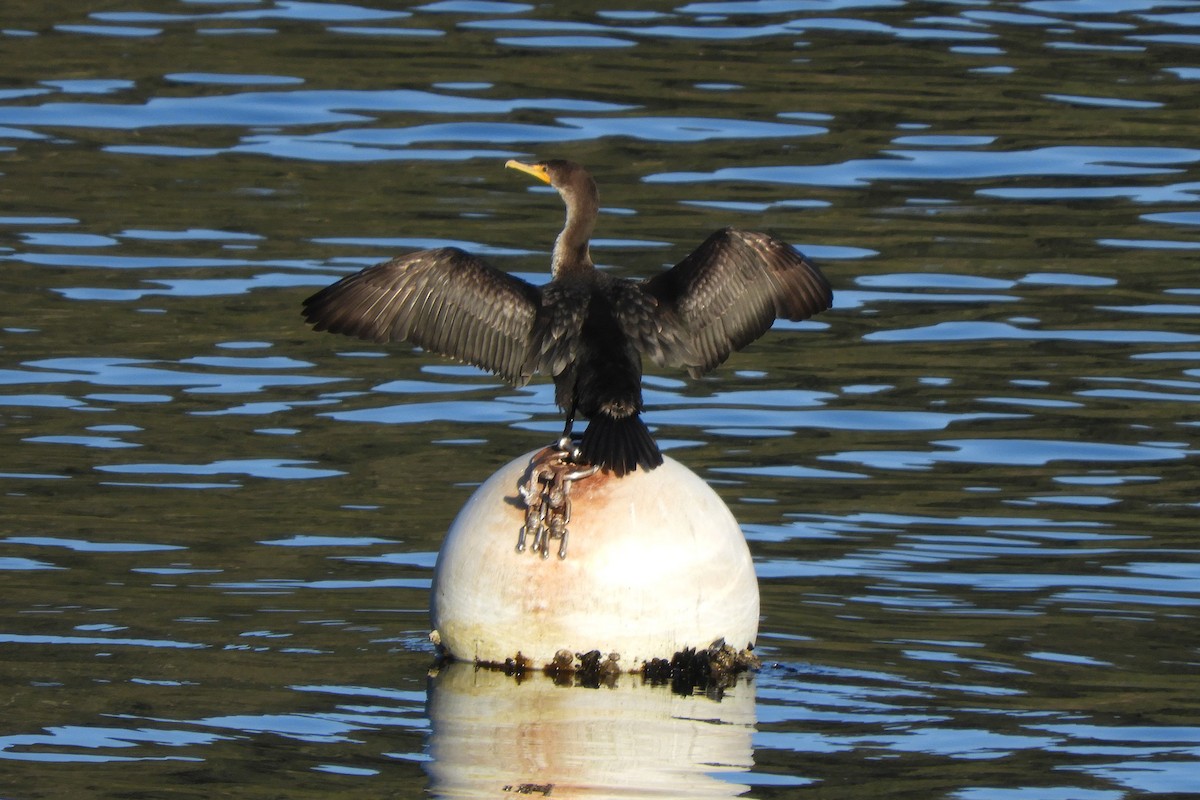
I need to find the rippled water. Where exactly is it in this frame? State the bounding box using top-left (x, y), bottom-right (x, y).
top-left (2, 0), bottom-right (1198, 797)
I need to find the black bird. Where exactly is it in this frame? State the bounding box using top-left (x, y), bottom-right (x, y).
top-left (302, 159), bottom-right (833, 476)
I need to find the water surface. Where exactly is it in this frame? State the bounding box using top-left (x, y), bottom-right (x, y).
top-left (2, 0), bottom-right (1198, 797)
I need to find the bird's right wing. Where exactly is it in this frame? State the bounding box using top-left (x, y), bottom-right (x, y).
top-left (643, 228), bottom-right (833, 377)
top-left (302, 247), bottom-right (543, 386)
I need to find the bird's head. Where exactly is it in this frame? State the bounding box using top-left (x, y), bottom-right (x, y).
top-left (506, 159), bottom-right (598, 209)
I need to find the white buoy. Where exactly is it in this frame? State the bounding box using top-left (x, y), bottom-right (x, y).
top-left (430, 450), bottom-right (759, 669)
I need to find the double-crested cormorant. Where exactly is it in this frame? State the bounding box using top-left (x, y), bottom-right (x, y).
top-left (302, 159), bottom-right (833, 476)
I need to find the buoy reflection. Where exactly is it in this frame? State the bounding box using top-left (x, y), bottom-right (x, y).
top-left (425, 661), bottom-right (757, 798)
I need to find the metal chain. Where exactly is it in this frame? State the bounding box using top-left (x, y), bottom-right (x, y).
top-left (516, 439), bottom-right (598, 559)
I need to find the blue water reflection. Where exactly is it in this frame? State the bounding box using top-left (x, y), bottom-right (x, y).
top-left (648, 146), bottom-right (1200, 188)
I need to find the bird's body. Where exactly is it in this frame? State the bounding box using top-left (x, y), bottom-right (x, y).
top-left (303, 159), bottom-right (833, 476)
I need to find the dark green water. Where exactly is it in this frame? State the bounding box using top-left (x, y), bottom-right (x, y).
top-left (2, 1), bottom-right (1198, 797)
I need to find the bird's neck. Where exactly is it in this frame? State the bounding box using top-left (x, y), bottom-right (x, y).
top-left (551, 183), bottom-right (597, 278)
top-left (551, 232), bottom-right (592, 277)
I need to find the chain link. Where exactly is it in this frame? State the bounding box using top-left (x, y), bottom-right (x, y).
top-left (516, 439), bottom-right (599, 559)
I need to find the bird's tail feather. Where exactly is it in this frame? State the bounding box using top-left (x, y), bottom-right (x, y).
top-left (578, 414), bottom-right (663, 477)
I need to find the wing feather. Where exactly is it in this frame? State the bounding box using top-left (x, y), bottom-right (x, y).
top-left (644, 228), bottom-right (833, 377)
top-left (524, 280), bottom-right (588, 377)
top-left (606, 277), bottom-right (690, 370)
top-left (302, 247), bottom-right (542, 386)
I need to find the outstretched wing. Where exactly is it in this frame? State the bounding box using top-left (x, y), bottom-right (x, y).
top-left (607, 278), bottom-right (691, 370)
top-left (523, 280), bottom-right (589, 378)
top-left (643, 228), bottom-right (833, 377)
top-left (302, 247), bottom-right (543, 386)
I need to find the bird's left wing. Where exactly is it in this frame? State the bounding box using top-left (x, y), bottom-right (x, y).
top-left (643, 228), bottom-right (833, 377)
top-left (302, 247), bottom-right (543, 386)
